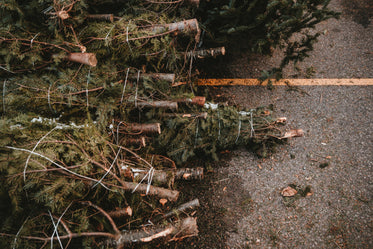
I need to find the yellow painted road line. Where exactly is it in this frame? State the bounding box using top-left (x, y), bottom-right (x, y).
top-left (196, 78), bottom-right (373, 86)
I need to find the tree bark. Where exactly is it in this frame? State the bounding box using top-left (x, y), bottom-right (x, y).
top-left (136, 101), bottom-right (178, 110)
top-left (281, 129), bottom-right (304, 139)
top-left (111, 217), bottom-right (198, 247)
top-left (151, 19), bottom-right (200, 41)
top-left (176, 96), bottom-right (206, 106)
top-left (128, 123), bottom-right (161, 135)
top-left (87, 14), bottom-right (114, 22)
top-left (66, 53), bottom-right (97, 67)
top-left (151, 199), bottom-right (200, 223)
top-left (108, 206), bottom-right (133, 218)
top-left (185, 47), bottom-right (226, 58)
top-left (162, 112), bottom-right (207, 119)
top-left (129, 73), bottom-right (175, 83)
top-left (175, 167), bottom-right (204, 180)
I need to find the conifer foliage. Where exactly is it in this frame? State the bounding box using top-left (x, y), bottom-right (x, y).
top-left (1, 0), bottom-right (335, 248)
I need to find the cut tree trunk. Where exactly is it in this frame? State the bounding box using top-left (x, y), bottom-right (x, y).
top-left (108, 206), bottom-right (133, 218)
top-left (112, 217), bottom-right (198, 247)
top-left (123, 181), bottom-right (179, 201)
top-left (129, 167), bottom-right (203, 187)
top-left (185, 47), bottom-right (226, 58)
top-left (66, 53), bottom-right (97, 67)
top-left (175, 167), bottom-right (204, 180)
top-left (87, 14), bottom-right (114, 22)
top-left (122, 137), bottom-right (146, 147)
top-left (128, 123), bottom-right (161, 135)
top-left (151, 199), bottom-right (200, 223)
top-left (151, 19), bottom-right (200, 41)
top-left (162, 112), bottom-right (208, 119)
top-left (281, 129), bottom-right (304, 139)
top-left (176, 96), bottom-right (206, 106)
top-left (136, 101), bottom-right (178, 110)
top-left (129, 73), bottom-right (175, 84)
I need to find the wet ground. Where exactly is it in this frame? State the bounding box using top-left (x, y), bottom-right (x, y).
top-left (173, 0), bottom-right (373, 248)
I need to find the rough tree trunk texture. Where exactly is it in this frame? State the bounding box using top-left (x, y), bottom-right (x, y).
top-left (111, 217), bottom-right (198, 247)
top-left (87, 14), bottom-right (114, 22)
top-left (136, 101), bottom-right (178, 110)
top-left (129, 73), bottom-right (175, 83)
top-left (151, 19), bottom-right (200, 41)
top-left (175, 167), bottom-right (204, 180)
top-left (122, 137), bottom-right (146, 147)
top-left (108, 206), bottom-right (133, 218)
top-left (124, 181), bottom-right (179, 201)
top-left (281, 129), bottom-right (304, 139)
top-left (128, 123), bottom-right (161, 135)
top-left (162, 112), bottom-right (208, 119)
top-left (66, 53), bottom-right (97, 67)
top-left (152, 199), bottom-right (200, 223)
top-left (185, 46), bottom-right (226, 58)
top-left (176, 96), bottom-right (206, 106)
top-left (130, 167), bottom-right (203, 187)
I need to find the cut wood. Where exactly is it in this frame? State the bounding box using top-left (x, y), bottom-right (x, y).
top-left (128, 123), bottom-right (161, 135)
top-left (185, 47), bottom-right (225, 58)
top-left (281, 129), bottom-right (304, 139)
top-left (66, 53), bottom-right (97, 67)
top-left (122, 137), bottom-right (146, 147)
top-left (87, 14), bottom-right (114, 22)
top-left (123, 181), bottom-right (179, 201)
top-left (132, 169), bottom-right (175, 188)
top-left (129, 73), bottom-right (175, 83)
top-left (176, 96), bottom-right (206, 106)
top-left (175, 167), bottom-right (204, 180)
top-left (108, 206), bottom-right (133, 218)
top-left (129, 167), bottom-right (203, 187)
top-left (136, 101), bottom-right (178, 110)
top-left (151, 199), bottom-right (200, 223)
top-left (112, 217), bottom-right (198, 247)
top-left (151, 19), bottom-right (200, 41)
top-left (162, 112), bottom-right (208, 119)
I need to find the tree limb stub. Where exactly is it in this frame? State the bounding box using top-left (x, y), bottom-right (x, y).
top-left (176, 96), bottom-right (206, 106)
top-left (281, 129), bottom-right (304, 139)
top-left (152, 199), bottom-right (200, 223)
top-left (162, 112), bottom-right (208, 119)
top-left (112, 217), bottom-right (198, 246)
top-left (129, 73), bottom-right (175, 83)
top-left (128, 123), bottom-right (161, 135)
top-left (87, 14), bottom-right (114, 22)
top-left (108, 206), bottom-right (133, 218)
top-left (66, 53), bottom-right (97, 67)
top-left (151, 19), bottom-right (200, 41)
top-left (122, 137), bottom-right (146, 147)
top-left (185, 46), bottom-right (225, 59)
top-left (175, 167), bottom-right (204, 180)
top-left (136, 101), bottom-right (178, 110)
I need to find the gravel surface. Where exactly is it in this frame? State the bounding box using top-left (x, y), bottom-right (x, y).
top-left (188, 0), bottom-right (373, 248)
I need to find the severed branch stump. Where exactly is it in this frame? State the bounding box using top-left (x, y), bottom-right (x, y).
top-left (111, 217), bottom-right (198, 247)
